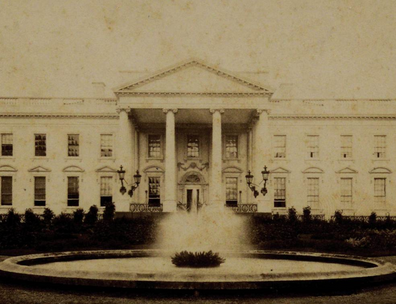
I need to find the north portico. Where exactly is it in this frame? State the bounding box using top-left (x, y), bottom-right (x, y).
top-left (114, 59), bottom-right (273, 214)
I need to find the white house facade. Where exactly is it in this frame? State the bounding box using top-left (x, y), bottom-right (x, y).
top-left (0, 59), bottom-right (395, 217)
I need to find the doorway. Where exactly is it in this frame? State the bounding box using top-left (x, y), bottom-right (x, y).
top-left (185, 186), bottom-right (201, 213)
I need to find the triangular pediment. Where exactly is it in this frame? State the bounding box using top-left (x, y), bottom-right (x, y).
top-left (96, 166), bottom-right (117, 173)
top-left (369, 167), bottom-right (392, 174)
top-left (336, 167), bottom-right (358, 174)
top-left (114, 60), bottom-right (272, 95)
top-left (271, 167), bottom-right (291, 174)
top-left (63, 165), bottom-right (84, 173)
top-left (28, 166), bottom-right (51, 173)
top-left (302, 167), bottom-right (324, 174)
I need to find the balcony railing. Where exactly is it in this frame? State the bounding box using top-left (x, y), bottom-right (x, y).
top-left (130, 203), bottom-right (163, 213)
top-left (226, 204), bottom-right (258, 213)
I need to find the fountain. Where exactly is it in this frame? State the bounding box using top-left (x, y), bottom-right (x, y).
top-left (0, 205), bottom-right (395, 292)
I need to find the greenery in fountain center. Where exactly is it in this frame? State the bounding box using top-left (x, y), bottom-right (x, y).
top-left (171, 250), bottom-right (225, 268)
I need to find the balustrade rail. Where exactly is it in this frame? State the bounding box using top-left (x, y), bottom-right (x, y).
top-left (226, 204), bottom-right (258, 213)
top-left (130, 203), bottom-right (163, 213)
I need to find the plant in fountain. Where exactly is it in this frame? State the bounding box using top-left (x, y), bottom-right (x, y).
top-left (171, 250), bottom-right (225, 268)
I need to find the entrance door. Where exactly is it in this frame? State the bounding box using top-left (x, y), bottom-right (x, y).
top-left (185, 186), bottom-right (201, 213)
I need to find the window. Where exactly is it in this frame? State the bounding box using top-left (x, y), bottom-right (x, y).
top-left (100, 134), bottom-right (113, 157)
top-left (34, 177), bottom-right (46, 207)
top-left (100, 176), bottom-right (113, 207)
top-left (1, 134), bottom-right (13, 156)
top-left (307, 135), bottom-right (319, 158)
top-left (35, 134), bottom-right (46, 157)
top-left (340, 135), bottom-right (352, 159)
top-left (148, 135), bottom-right (161, 158)
top-left (374, 135), bottom-right (386, 158)
top-left (273, 135), bottom-right (286, 158)
top-left (187, 135), bottom-right (199, 158)
top-left (67, 177), bottom-right (79, 207)
top-left (148, 177), bottom-right (160, 207)
top-left (225, 135), bottom-right (238, 158)
top-left (68, 134), bottom-right (79, 157)
top-left (225, 177), bottom-right (238, 207)
top-left (274, 177), bottom-right (286, 207)
top-left (307, 178), bottom-right (319, 208)
top-left (374, 178), bottom-right (386, 205)
top-left (1, 176), bottom-right (12, 206)
top-left (340, 178), bottom-right (352, 206)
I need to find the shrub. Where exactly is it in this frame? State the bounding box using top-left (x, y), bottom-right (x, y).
top-left (334, 210), bottom-right (343, 224)
top-left (103, 202), bottom-right (115, 222)
top-left (73, 208), bottom-right (85, 225)
top-left (171, 251), bottom-right (225, 268)
top-left (24, 209), bottom-right (42, 231)
top-left (369, 212), bottom-right (377, 226)
top-left (43, 208), bottom-right (55, 226)
top-left (288, 207), bottom-right (297, 223)
top-left (303, 206), bottom-right (311, 223)
top-left (52, 213), bottom-right (74, 234)
top-left (5, 209), bottom-right (21, 228)
top-left (85, 205), bottom-right (98, 226)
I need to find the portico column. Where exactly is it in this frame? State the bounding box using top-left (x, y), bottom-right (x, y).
top-left (116, 107), bottom-right (135, 212)
top-left (253, 109), bottom-right (271, 212)
top-left (163, 108), bottom-right (178, 212)
top-left (210, 109), bottom-right (224, 208)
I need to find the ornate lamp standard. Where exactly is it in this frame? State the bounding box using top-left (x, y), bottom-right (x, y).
top-left (117, 165), bottom-right (142, 198)
top-left (245, 166), bottom-right (270, 198)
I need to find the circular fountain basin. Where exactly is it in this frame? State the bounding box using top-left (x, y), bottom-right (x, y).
top-left (0, 249), bottom-right (395, 291)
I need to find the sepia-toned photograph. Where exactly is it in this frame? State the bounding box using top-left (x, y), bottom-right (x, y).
top-left (0, 0), bottom-right (396, 303)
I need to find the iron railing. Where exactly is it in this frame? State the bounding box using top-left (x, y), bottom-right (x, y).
top-left (130, 203), bottom-right (163, 213)
top-left (296, 214), bottom-right (326, 221)
top-left (226, 204), bottom-right (258, 213)
top-left (330, 215), bottom-right (396, 222)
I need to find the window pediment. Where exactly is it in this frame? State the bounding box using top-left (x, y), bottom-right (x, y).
top-left (271, 167), bottom-right (291, 174)
top-left (369, 167), bottom-right (392, 174)
top-left (143, 166), bottom-right (164, 174)
top-left (63, 165), bottom-right (84, 173)
top-left (96, 166), bottom-right (117, 173)
top-left (336, 167), bottom-right (358, 174)
top-left (0, 165), bottom-right (17, 172)
top-left (28, 166), bottom-right (51, 173)
top-left (302, 167), bottom-right (324, 174)
top-left (222, 166), bottom-right (242, 174)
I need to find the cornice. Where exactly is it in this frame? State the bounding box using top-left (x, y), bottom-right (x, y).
top-left (0, 113), bottom-right (119, 119)
top-left (269, 114), bottom-right (396, 120)
top-left (116, 91), bottom-right (271, 97)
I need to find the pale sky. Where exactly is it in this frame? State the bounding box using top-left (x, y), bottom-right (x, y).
top-left (0, 0), bottom-right (395, 98)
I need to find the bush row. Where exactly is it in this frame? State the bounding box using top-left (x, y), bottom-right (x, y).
top-left (0, 203), bottom-right (159, 251)
top-left (1, 205), bottom-right (396, 255)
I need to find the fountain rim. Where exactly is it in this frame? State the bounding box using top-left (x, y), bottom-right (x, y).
top-left (0, 249), bottom-right (395, 290)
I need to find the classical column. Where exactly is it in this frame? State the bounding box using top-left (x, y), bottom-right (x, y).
top-left (253, 109), bottom-right (271, 212)
top-left (116, 107), bottom-right (135, 211)
top-left (210, 109), bottom-right (224, 209)
top-left (163, 108), bottom-right (178, 212)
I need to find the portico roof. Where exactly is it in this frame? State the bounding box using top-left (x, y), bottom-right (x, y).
top-left (114, 59), bottom-right (273, 97)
